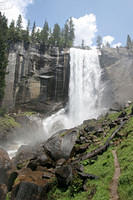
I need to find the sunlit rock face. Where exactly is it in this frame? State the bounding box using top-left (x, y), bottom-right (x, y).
top-left (100, 47), bottom-right (133, 109)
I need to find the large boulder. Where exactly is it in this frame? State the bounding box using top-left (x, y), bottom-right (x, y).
top-left (11, 168), bottom-right (55, 200)
top-left (0, 147), bottom-right (12, 185)
top-left (44, 128), bottom-right (79, 161)
top-left (0, 184), bottom-right (7, 200)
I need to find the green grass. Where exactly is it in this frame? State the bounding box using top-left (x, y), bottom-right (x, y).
top-left (117, 118), bottom-right (133, 200)
top-left (83, 149), bottom-right (114, 200)
top-left (0, 114), bottom-right (20, 130)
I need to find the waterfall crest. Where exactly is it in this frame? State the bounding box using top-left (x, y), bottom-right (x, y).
top-left (43, 48), bottom-right (103, 139)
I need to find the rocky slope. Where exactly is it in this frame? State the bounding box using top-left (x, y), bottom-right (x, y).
top-left (0, 102), bottom-right (133, 200)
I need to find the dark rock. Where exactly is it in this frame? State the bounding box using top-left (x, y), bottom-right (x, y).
top-left (8, 171), bottom-right (18, 191)
top-left (56, 158), bottom-right (66, 167)
top-left (84, 126), bottom-right (95, 133)
top-left (74, 143), bottom-right (89, 154)
top-left (44, 129), bottom-right (79, 161)
top-left (0, 184), bottom-right (7, 200)
top-left (11, 168), bottom-right (55, 200)
top-left (78, 172), bottom-right (98, 180)
top-left (94, 128), bottom-right (104, 137)
top-left (72, 163), bottom-right (84, 173)
top-left (130, 106), bottom-right (133, 115)
top-left (11, 181), bottom-right (46, 200)
top-left (0, 147), bottom-right (12, 185)
top-left (55, 165), bottom-right (72, 187)
top-left (118, 111), bottom-right (126, 118)
top-left (109, 122), bottom-right (116, 129)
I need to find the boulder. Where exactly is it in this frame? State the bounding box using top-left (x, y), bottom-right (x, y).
top-left (0, 147), bottom-right (12, 185)
top-left (11, 168), bottom-right (55, 200)
top-left (0, 184), bottom-right (7, 200)
top-left (44, 129), bottom-right (79, 161)
top-left (55, 165), bottom-right (73, 187)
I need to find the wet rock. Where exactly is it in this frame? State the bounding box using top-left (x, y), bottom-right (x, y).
top-left (8, 171), bottom-right (18, 191)
top-left (56, 158), bottom-right (66, 167)
top-left (78, 172), bottom-right (98, 180)
top-left (109, 122), bottom-right (116, 129)
top-left (11, 181), bottom-right (47, 200)
top-left (84, 126), bottom-right (95, 133)
top-left (44, 129), bottom-right (79, 161)
top-left (94, 128), bottom-right (104, 137)
top-left (0, 184), bottom-right (7, 200)
top-left (27, 153), bottom-right (54, 171)
top-left (55, 165), bottom-right (73, 187)
top-left (74, 144), bottom-right (89, 154)
top-left (11, 168), bottom-right (55, 200)
top-left (118, 111), bottom-right (126, 118)
top-left (0, 147), bottom-right (12, 185)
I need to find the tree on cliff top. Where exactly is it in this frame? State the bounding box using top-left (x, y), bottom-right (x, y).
top-left (0, 12), bottom-right (8, 104)
top-left (126, 34), bottom-right (132, 49)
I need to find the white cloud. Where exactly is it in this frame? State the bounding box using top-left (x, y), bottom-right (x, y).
top-left (102, 35), bottom-right (115, 46)
top-left (0, 0), bottom-right (34, 28)
top-left (72, 14), bottom-right (97, 47)
top-left (112, 42), bottom-right (122, 48)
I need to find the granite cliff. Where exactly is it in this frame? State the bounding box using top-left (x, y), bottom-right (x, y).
top-left (2, 43), bottom-right (70, 113)
top-left (2, 44), bottom-right (133, 113)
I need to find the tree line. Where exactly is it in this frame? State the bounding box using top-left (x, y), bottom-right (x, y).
top-left (8, 14), bottom-right (75, 50)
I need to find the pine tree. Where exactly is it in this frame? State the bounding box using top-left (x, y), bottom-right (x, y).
top-left (64, 18), bottom-right (75, 48)
top-left (53, 23), bottom-right (61, 46)
top-left (96, 35), bottom-right (102, 49)
top-left (68, 17), bottom-right (75, 47)
top-left (16, 14), bottom-right (23, 41)
top-left (64, 23), bottom-right (69, 47)
top-left (127, 34), bottom-right (132, 49)
top-left (8, 20), bottom-right (17, 43)
top-left (0, 12), bottom-right (8, 104)
top-left (40, 20), bottom-right (49, 45)
top-left (31, 21), bottom-right (36, 43)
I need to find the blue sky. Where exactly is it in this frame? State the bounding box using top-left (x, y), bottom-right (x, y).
top-left (1, 0), bottom-right (133, 46)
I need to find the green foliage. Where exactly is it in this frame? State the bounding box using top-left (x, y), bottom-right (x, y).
top-left (117, 122), bottom-right (133, 200)
top-left (96, 35), bottom-right (102, 48)
top-left (0, 107), bottom-right (7, 116)
top-left (70, 175), bottom-right (83, 195)
top-left (40, 20), bottom-right (49, 45)
top-left (126, 34), bottom-right (132, 49)
top-left (0, 12), bottom-right (8, 104)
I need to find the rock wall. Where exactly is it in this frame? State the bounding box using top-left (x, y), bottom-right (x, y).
top-left (100, 47), bottom-right (133, 109)
top-left (3, 43), bottom-right (70, 112)
top-left (3, 44), bottom-right (133, 113)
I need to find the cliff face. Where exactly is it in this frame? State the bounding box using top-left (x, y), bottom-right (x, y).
top-left (100, 47), bottom-right (133, 109)
top-left (3, 43), bottom-right (70, 113)
top-left (3, 45), bottom-right (133, 113)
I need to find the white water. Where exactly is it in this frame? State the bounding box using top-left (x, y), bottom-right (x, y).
top-left (43, 48), bottom-right (104, 139)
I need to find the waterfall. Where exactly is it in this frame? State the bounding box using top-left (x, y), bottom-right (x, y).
top-left (43, 48), bottom-right (103, 139)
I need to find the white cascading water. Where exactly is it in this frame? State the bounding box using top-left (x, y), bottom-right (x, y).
top-left (43, 48), bottom-right (103, 139)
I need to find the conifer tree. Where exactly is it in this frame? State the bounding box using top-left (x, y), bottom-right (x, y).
top-left (96, 35), bottom-right (102, 49)
top-left (31, 21), bottom-right (36, 43)
top-left (16, 14), bottom-right (23, 41)
top-left (53, 23), bottom-right (61, 46)
top-left (0, 12), bottom-right (8, 104)
top-left (40, 20), bottom-right (49, 45)
top-left (127, 34), bottom-right (132, 49)
top-left (8, 20), bottom-right (17, 43)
